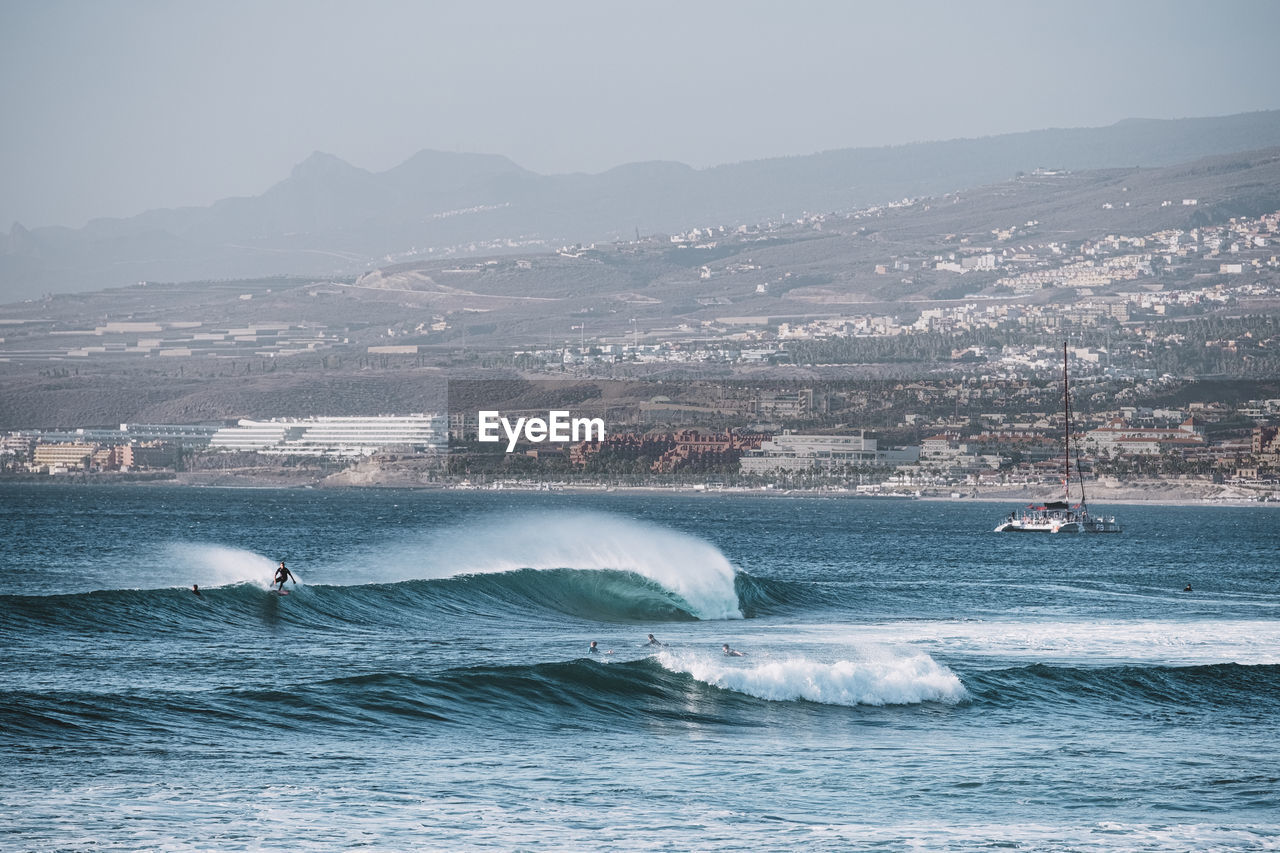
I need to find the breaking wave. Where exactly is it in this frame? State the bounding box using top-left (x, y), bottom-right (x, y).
top-left (654, 648), bottom-right (968, 706)
top-left (6, 655), bottom-right (1276, 743)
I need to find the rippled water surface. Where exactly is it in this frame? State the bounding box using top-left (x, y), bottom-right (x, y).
top-left (2, 485), bottom-right (1278, 850)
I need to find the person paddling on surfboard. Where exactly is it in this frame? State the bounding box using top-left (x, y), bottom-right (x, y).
top-left (273, 561), bottom-right (296, 592)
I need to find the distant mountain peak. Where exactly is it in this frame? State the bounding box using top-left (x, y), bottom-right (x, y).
top-left (380, 148), bottom-right (532, 195)
top-left (289, 151), bottom-right (365, 181)
top-left (600, 160), bottom-right (696, 178)
top-left (386, 148), bottom-right (530, 181)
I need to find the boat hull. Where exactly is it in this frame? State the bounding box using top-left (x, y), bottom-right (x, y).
top-left (994, 517), bottom-right (1122, 534)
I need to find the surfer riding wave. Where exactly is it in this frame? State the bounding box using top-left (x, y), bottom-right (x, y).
top-left (274, 561), bottom-right (296, 592)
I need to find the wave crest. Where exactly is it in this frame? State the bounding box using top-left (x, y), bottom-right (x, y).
top-left (654, 649), bottom-right (967, 707)
top-left (0, 568), bottom-right (718, 635)
top-left (354, 511), bottom-right (744, 620)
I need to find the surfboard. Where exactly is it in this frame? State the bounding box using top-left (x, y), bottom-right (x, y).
top-left (274, 589), bottom-right (290, 596)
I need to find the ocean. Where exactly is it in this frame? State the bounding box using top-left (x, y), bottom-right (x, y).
top-left (2, 484), bottom-right (1278, 851)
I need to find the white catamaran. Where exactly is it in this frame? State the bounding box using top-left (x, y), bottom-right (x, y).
top-left (995, 342), bottom-right (1121, 534)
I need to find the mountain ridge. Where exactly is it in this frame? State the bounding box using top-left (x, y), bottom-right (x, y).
top-left (5, 110), bottom-right (1280, 299)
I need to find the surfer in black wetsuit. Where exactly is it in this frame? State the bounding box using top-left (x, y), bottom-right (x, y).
top-left (589, 641), bottom-right (600, 654)
top-left (646, 634), bottom-right (663, 647)
top-left (722, 643), bottom-right (745, 657)
top-left (192, 584), bottom-right (202, 597)
top-left (274, 561), bottom-right (296, 591)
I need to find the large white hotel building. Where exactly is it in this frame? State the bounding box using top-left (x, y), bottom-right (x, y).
top-left (208, 414), bottom-right (447, 458)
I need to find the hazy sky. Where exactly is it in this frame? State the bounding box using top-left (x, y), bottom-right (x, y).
top-left (3, 0), bottom-right (1278, 229)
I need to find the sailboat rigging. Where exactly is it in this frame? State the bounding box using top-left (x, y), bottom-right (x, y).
top-left (994, 341), bottom-right (1122, 534)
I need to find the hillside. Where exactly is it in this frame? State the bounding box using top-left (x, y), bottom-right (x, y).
top-left (1, 144), bottom-right (1278, 429)
top-left (4, 111), bottom-right (1280, 300)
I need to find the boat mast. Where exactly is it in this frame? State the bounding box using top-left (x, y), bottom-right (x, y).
top-left (1075, 444), bottom-right (1088, 510)
top-left (1062, 340), bottom-right (1070, 505)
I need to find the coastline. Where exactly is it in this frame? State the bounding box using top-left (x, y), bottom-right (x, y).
top-left (5, 470), bottom-right (1277, 508)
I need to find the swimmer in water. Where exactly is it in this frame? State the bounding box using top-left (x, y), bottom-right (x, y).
top-left (646, 634), bottom-right (663, 647)
top-left (722, 643), bottom-right (745, 657)
top-left (192, 584), bottom-right (202, 597)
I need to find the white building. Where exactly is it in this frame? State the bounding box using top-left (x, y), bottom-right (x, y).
top-left (209, 421), bottom-right (304, 452)
top-left (740, 431), bottom-right (919, 474)
top-left (209, 414), bottom-right (447, 458)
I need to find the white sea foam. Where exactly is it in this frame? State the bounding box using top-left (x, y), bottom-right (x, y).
top-left (348, 511), bottom-right (744, 620)
top-left (655, 648), bottom-right (966, 706)
top-left (168, 543), bottom-right (280, 589)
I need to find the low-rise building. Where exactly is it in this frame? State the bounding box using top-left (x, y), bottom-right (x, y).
top-left (651, 430), bottom-right (767, 474)
top-left (740, 431), bottom-right (918, 474)
top-left (33, 442), bottom-right (96, 471)
top-left (1082, 417), bottom-right (1207, 456)
top-left (1253, 426), bottom-right (1280, 467)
